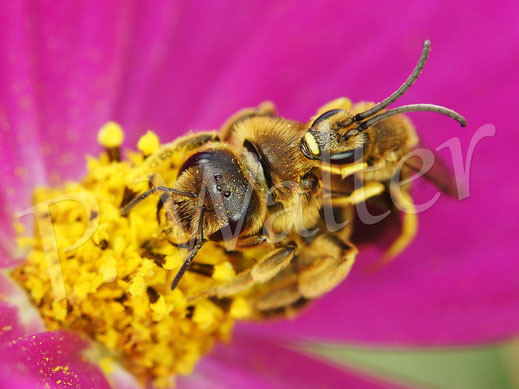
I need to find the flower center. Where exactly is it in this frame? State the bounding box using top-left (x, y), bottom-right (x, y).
top-left (10, 123), bottom-right (253, 388)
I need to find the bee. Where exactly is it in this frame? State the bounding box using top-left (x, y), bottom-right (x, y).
top-left (121, 40), bottom-right (465, 317)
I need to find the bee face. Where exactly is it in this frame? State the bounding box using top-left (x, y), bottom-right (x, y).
top-left (301, 109), bottom-right (367, 165)
top-left (176, 148), bottom-right (264, 241)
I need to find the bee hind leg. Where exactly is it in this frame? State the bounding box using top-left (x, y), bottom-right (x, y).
top-left (297, 234), bottom-right (357, 299)
top-left (193, 245), bottom-right (296, 300)
top-left (250, 245), bottom-right (296, 283)
top-left (368, 184), bottom-right (417, 272)
top-left (382, 184), bottom-right (417, 261)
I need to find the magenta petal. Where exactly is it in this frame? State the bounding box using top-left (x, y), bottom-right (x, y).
top-left (0, 273), bottom-right (44, 339)
top-left (179, 333), bottom-right (407, 389)
top-left (1, 0), bottom-right (518, 347)
top-left (0, 330), bottom-right (110, 389)
top-left (0, 301), bottom-right (25, 343)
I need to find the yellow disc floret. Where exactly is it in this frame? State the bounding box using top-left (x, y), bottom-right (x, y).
top-left (97, 121), bottom-right (124, 148)
top-left (10, 123), bottom-right (253, 388)
top-left (137, 131), bottom-right (160, 156)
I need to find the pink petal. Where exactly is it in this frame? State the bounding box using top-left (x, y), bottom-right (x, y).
top-left (0, 301), bottom-right (25, 343)
top-left (179, 333), bottom-right (408, 389)
top-left (0, 330), bottom-right (110, 389)
top-left (0, 0), bottom-right (517, 346)
top-left (0, 273), bottom-right (45, 340)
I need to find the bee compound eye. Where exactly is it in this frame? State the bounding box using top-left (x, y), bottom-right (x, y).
top-left (310, 109), bottom-right (343, 128)
top-left (328, 146), bottom-right (365, 165)
top-left (177, 151), bottom-right (213, 177)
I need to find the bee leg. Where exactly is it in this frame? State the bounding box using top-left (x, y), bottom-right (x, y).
top-left (203, 269), bottom-right (255, 299)
top-left (256, 296), bottom-right (310, 319)
top-left (329, 182), bottom-right (385, 206)
top-left (297, 234), bottom-right (357, 299)
top-left (219, 101), bottom-right (276, 139)
top-left (381, 184), bottom-right (417, 261)
top-left (250, 246), bottom-right (296, 283)
top-left (321, 162), bottom-right (368, 178)
top-left (250, 266), bottom-right (308, 318)
top-left (255, 285), bottom-right (302, 312)
top-left (235, 234), bottom-right (268, 248)
top-left (198, 245), bottom-right (296, 299)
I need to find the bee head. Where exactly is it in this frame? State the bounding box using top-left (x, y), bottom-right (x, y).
top-left (300, 109), bottom-right (367, 165)
top-left (173, 145), bottom-right (265, 242)
top-left (300, 41), bottom-right (466, 166)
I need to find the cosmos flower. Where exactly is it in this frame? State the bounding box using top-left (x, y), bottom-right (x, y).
top-left (0, 0), bottom-right (517, 388)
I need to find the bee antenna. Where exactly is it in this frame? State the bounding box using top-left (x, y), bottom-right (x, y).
top-left (357, 103), bottom-right (467, 130)
top-left (348, 40), bottom-right (431, 125)
top-left (171, 206), bottom-right (205, 290)
top-left (120, 185), bottom-right (197, 215)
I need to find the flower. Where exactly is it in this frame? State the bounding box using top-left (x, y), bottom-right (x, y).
top-left (0, 0), bottom-right (517, 388)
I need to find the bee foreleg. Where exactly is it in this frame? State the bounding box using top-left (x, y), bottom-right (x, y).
top-left (329, 182), bottom-right (385, 206)
top-left (320, 162), bottom-right (368, 177)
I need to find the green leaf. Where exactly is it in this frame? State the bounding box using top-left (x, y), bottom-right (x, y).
top-left (295, 341), bottom-right (518, 389)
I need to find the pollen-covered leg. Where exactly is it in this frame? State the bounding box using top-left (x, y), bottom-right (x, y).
top-left (297, 234), bottom-right (357, 299)
top-left (219, 101), bottom-right (276, 139)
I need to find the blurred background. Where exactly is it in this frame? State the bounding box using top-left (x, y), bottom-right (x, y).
top-left (1, 0), bottom-right (518, 388)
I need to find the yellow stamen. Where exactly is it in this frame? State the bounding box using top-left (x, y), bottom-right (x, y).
top-left (10, 125), bottom-right (248, 387)
top-left (230, 297), bottom-right (251, 319)
top-left (137, 131), bottom-right (160, 156)
top-left (212, 262), bottom-right (236, 282)
top-left (97, 121), bottom-right (124, 148)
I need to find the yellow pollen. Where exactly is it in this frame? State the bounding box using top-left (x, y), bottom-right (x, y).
top-left (230, 297), bottom-right (251, 319)
top-left (97, 121), bottom-right (124, 148)
top-left (212, 262), bottom-right (236, 282)
top-left (99, 357), bottom-right (114, 375)
top-left (137, 131), bottom-right (160, 156)
top-left (10, 125), bottom-right (260, 387)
